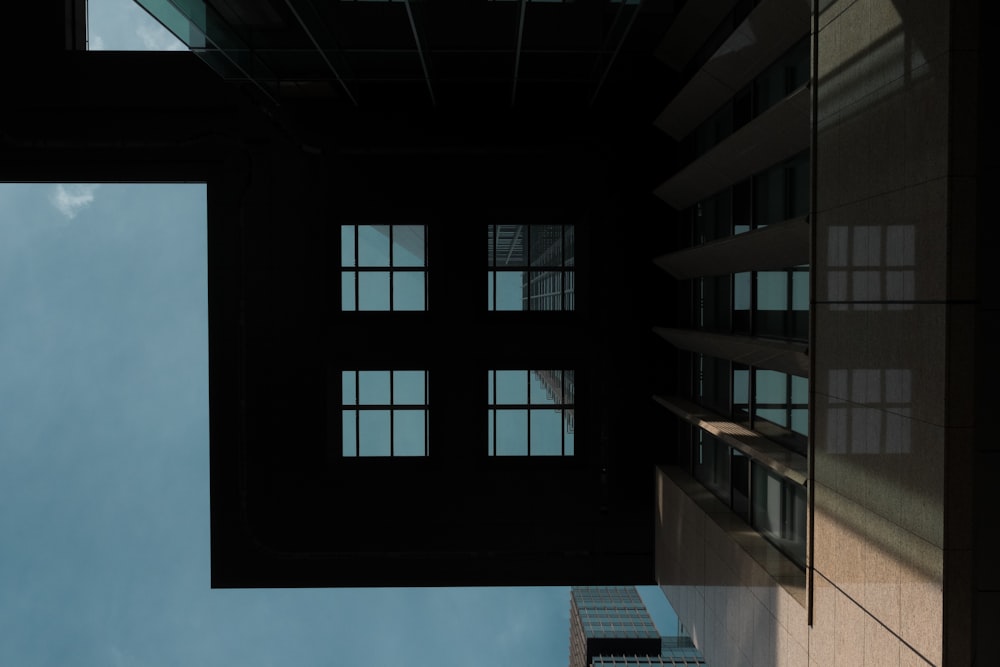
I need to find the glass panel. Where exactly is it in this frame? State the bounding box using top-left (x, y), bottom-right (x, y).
top-left (564, 271), bottom-right (574, 310)
top-left (342, 410), bottom-right (356, 456)
top-left (733, 272), bottom-right (751, 310)
top-left (358, 370), bottom-right (391, 404)
top-left (530, 409), bottom-right (562, 455)
top-left (792, 270), bottom-right (809, 310)
top-left (393, 272), bottom-right (425, 311)
top-left (529, 371), bottom-right (560, 405)
top-left (529, 225), bottom-right (562, 266)
top-left (756, 408), bottom-right (788, 426)
top-left (392, 225), bottom-right (425, 267)
top-left (791, 375), bottom-right (808, 403)
top-left (756, 370), bottom-right (787, 404)
top-left (357, 224), bottom-right (390, 266)
top-left (341, 225), bottom-right (355, 267)
top-left (342, 272), bottom-right (356, 310)
top-left (494, 271), bottom-right (524, 310)
top-left (733, 368), bottom-right (750, 410)
top-left (393, 410), bottom-right (425, 456)
top-left (358, 410), bottom-right (391, 456)
top-left (487, 225), bottom-right (495, 266)
top-left (487, 409), bottom-right (494, 455)
top-left (530, 270), bottom-right (561, 311)
top-left (564, 226), bottom-right (575, 266)
top-left (342, 371), bottom-right (356, 405)
top-left (358, 271), bottom-right (390, 310)
top-left (492, 225), bottom-right (525, 266)
top-left (564, 409), bottom-right (574, 455)
top-left (495, 410), bottom-right (528, 455)
top-left (756, 271), bottom-right (788, 310)
top-left (393, 371), bottom-right (425, 404)
top-left (791, 408), bottom-right (808, 436)
top-left (495, 370), bottom-right (528, 404)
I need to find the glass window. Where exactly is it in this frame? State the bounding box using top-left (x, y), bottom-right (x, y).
top-left (487, 224), bottom-right (574, 311)
top-left (341, 225), bottom-right (427, 311)
top-left (487, 370), bottom-right (574, 455)
top-left (342, 370), bottom-right (428, 456)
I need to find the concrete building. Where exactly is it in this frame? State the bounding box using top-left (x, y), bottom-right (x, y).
top-left (569, 586), bottom-right (704, 667)
top-left (3, 0), bottom-right (998, 664)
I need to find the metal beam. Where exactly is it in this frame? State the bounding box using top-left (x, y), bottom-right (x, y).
top-left (511, 0), bottom-right (527, 105)
top-left (590, 0), bottom-right (643, 106)
top-left (282, 0), bottom-right (358, 106)
top-left (403, 0), bottom-right (436, 106)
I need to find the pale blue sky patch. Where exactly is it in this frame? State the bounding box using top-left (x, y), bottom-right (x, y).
top-left (89, 0), bottom-right (185, 51)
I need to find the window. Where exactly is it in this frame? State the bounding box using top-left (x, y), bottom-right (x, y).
top-left (341, 225), bottom-right (427, 311)
top-left (487, 224), bottom-right (574, 311)
top-left (487, 370), bottom-right (574, 455)
top-left (342, 371), bottom-right (428, 456)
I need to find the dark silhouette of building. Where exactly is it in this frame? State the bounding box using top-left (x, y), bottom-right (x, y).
top-left (3, 0), bottom-right (999, 663)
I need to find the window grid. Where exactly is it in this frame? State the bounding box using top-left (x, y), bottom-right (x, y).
top-left (342, 370), bottom-right (428, 457)
top-left (488, 370), bottom-right (574, 456)
top-left (487, 224), bottom-right (574, 311)
top-left (341, 224), bottom-right (427, 311)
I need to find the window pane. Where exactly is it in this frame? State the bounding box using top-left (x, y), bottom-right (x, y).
top-left (492, 225), bottom-right (525, 266)
top-left (358, 410), bottom-right (391, 456)
top-left (791, 408), bottom-right (808, 436)
top-left (756, 408), bottom-right (788, 427)
top-left (487, 272), bottom-right (494, 310)
top-left (393, 272), bottom-right (425, 311)
top-left (494, 271), bottom-right (524, 310)
top-left (529, 371), bottom-right (559, 405)
top-left (529, 225), bottom-right (562, 266)
top-left (342, 272), bottom-right (355, 310)
top-left (530, 409), bottom-right (562, 455)
top-left (757, 271), bottom-right (788, 310)
top-left (791, 375), bottom-right (808, 403)
top-left (756, 370), bottom-right (787, 403)
top-left (342, 371), bottom-right (356, 405)
top-left (488, 409), bottom-right (494, 455)
top-left (564, 409), bottom-right (574, 455)
top-left (393, 371), bottom-right (425, 404)
top-left (341, 225), bottom-right (355, 267)
top-left (495, 370), bottom-right (528, 404)
top-left (358, 371), bottom-right (391, 404)
top-left (357, 225), bottom-right (390, 266)
top-left (393, 410), bottom-right (425, 456)
top-left (392, 225), bottom-right (425, 267)
top-left (495, 410), bottom-right (527, 455)
top-left (358, 271), bottom-right (390, 310)
top-left (342, 410), bottom-right (356, 456)
top-left (792, 270), bottom-right (809, 310)
top-left (734, 272), bottom-right (751, 310)
top-left (564, 226), bottom-right (575, 267)
top-left (530, 270), bottom-right (561, 311)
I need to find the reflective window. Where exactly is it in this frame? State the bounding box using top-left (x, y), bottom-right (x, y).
top-left (341, 225), bottom-right (427, 311)
top-left (487, 225), bottom-right (574, 311)
top-left (488, 370), bottom-right (574, 455)
top-left (342, 370), bottom-right (428, 456)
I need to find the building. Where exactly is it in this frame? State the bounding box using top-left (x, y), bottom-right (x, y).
top-left (3, 0), bottom-right (998, 664)
top-left (568, 586), bottom-right (705, 667)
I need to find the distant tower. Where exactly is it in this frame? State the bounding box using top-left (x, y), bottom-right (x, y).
top-left (568, 586), bottom-right (705, 667)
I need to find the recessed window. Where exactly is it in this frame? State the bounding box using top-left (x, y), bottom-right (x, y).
top-left (487, 370), bottom-right (574, 456)
top-left (342, 371), bottom-right (428, 456)
top-left (341, 225), bottom-right (427, 311)
top-left (487, 224), bottom-right (574, 311)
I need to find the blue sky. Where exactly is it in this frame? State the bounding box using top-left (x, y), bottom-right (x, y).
top-left (0, 3), bottom-right (682, 665)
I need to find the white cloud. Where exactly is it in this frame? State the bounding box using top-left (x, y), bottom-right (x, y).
top-left (50, 184), bottom-right (99, 219)
top-left (136, 23), bottom-right (185, 51)
top-left (90, 34), bottom-right (106, 50)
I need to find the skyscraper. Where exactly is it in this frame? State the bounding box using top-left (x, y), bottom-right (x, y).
top-left (568, 586), bottom-right (704, 667)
